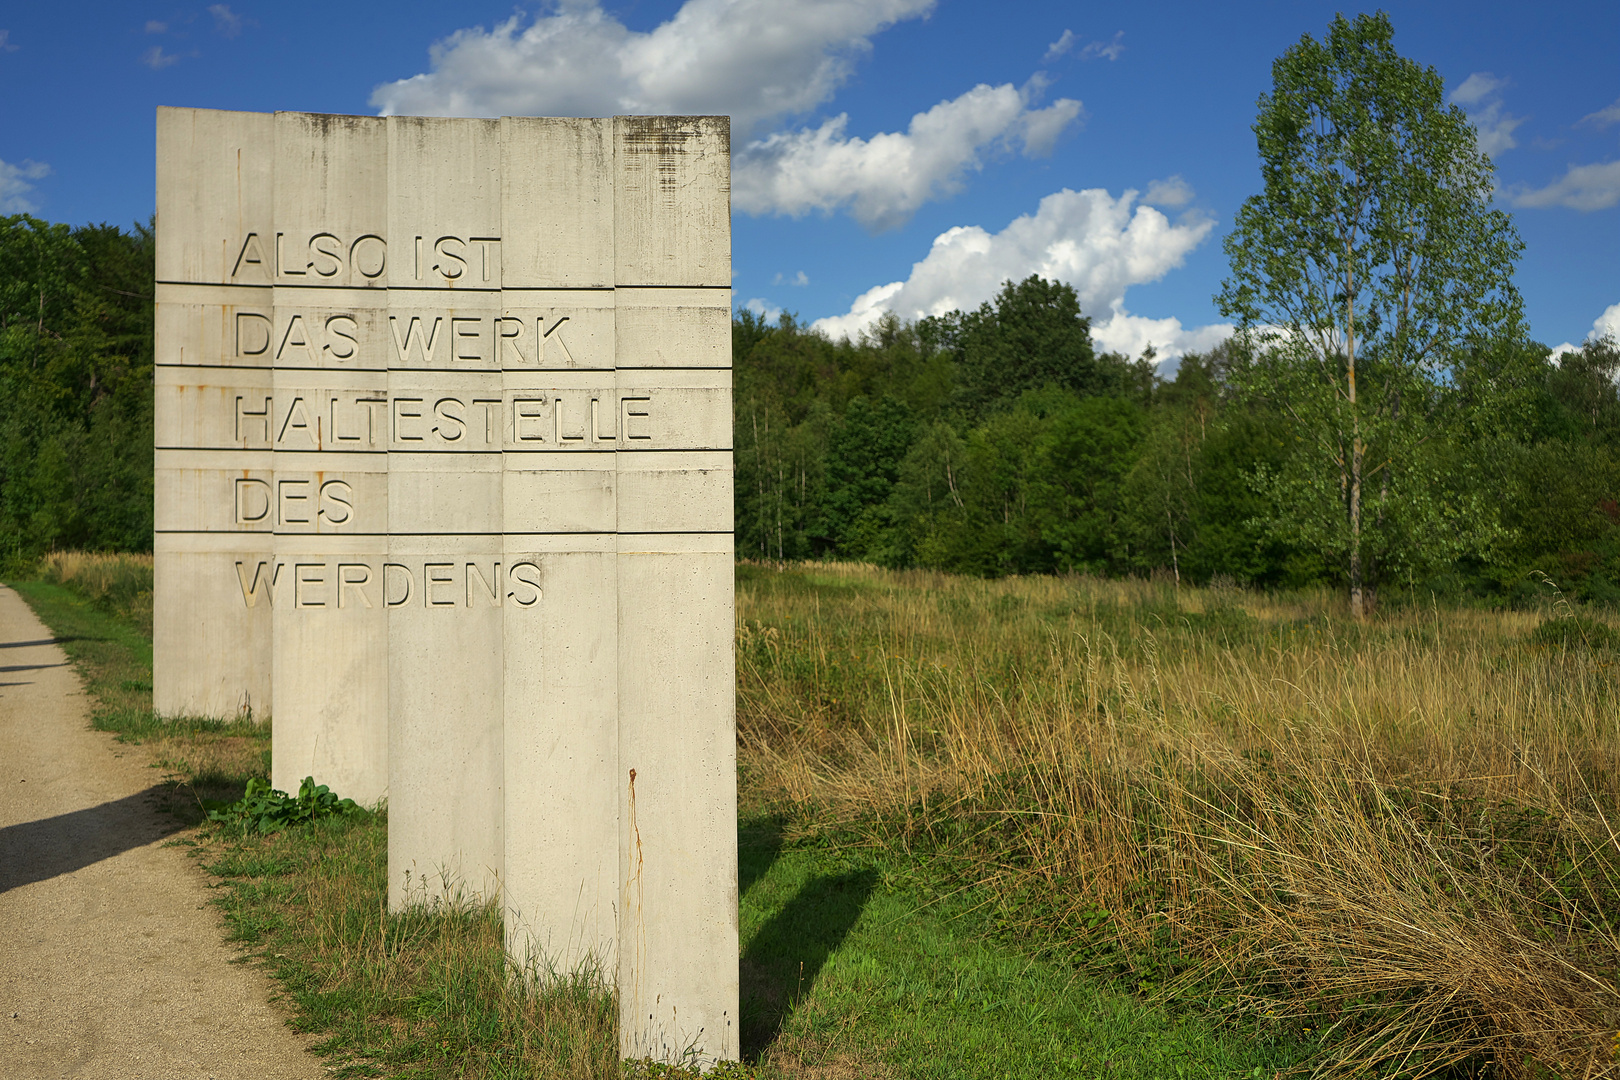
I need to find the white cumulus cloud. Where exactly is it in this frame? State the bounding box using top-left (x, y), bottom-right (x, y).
top-left (1089, 308), bottom-right (1232, 363)
top-left (1599, 302), bottom-right (1620, 340)
top-left (1142, 175), bottom-right (1193, 208)
top-left (1509, 160), bottom-right (1620, 211)
top-left (733, 81), bottom-right (1082, 230)
top-left (0, 158), bottom-right (50, 213)
top-left (1579, 98), bottom-right (1620, 129)
top-left (1043, 29), bottom-right (1075, 62)
top-left (811, 186), bottom-right (1225, 364)
top-left (742, 297), bottom-right (784, 322)
top-left (1449, 72), bottom-right (1524, 158)
top-left (1548, 302), bottom-right (1620, 359)
top-left (1079, 32), bottom-right (1125, 62)
top-left (369, 0), bottom-right (934, 138)
top-left (208, 4), bottom-right (244, 38)
top-left (140, 45), bottom-right (181, 69)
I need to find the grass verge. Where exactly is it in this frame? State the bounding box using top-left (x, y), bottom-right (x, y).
top-left (737, 562), bottom-right (1620, 1079)
top-left (10, 553), bottom-right (1296, 1078)
top-left (8, 566), bottom-right (266, 818)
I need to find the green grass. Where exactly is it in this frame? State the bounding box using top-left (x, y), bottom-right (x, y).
top-left (187, 801), bottom-right (1306, 1079)
top-left (736, 562), bottom-right (1620, 1077)
top-left (10, 576), bottom-right (155, 714)
top-left (739, 820), bottom-right (1310, 1079)
top-left (8, 575), bottom-right (269, 819)
top-left (12, 556), bottom-right (1317, 1077)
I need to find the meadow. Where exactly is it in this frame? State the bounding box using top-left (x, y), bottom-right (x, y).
top-left (12, 553), bottom-right (1619, 1078)
top-left (737, 563), bottom-right (1620, 1077)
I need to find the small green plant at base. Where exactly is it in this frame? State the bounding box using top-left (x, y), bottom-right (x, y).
top-left (623, 1060), bottom-right (757, 1078)
top-left (207, 776), bottom-right (361, 834)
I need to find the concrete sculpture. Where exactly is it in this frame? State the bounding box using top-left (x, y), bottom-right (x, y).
top-left (154, 107), bottom-right (737, 1062)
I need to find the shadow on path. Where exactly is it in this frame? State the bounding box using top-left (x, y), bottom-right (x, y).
top-left (0, 661), bottom-right (69, 674)
top-left (740, 862), bottom-right (876, 1060)
top-left (0, 637), bottom-right (77, 650)
top-left (0, 786), bottom-right (175, 895)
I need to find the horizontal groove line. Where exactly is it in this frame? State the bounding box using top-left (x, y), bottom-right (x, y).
top-left (157, 448), bottom-right (731, 454)
top-left (158, 281), bottom-right (728, 290)
top-left (158, 531), bottom-right (729, 538)
top-left (156, 365), bottom-right (724, 373)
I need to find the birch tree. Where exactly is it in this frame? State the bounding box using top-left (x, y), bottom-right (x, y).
top-left (1218, 12), bottom-right (1528, 618)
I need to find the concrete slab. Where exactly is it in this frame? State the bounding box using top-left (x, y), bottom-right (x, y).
top-left (155, 107), bottom-right (737, 1064)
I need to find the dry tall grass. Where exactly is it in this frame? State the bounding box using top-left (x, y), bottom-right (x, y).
top-left (37, 549), bottom-right (154, 636)
top-left (737, 563), bottom-right (1620, 1078)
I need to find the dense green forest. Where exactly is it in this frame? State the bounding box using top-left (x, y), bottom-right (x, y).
top-left (733, 287), bottom-right (1620, 605)
top-left (0, 215), bottom-right (153, 569)
top-left (2, 222), bottom-right (1616, 606)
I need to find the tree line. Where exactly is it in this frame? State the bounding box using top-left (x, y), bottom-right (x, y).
top-left (0, 215), bottom-right (153, 570)
top-left (3, 216), bottom-right (1615, 607)
top-left (734, 286), bottom-right (1620, 606)
top-left (737, 12), bottom-right (1620, 612)
top-left (3, 16), bottom-right (1616, 607)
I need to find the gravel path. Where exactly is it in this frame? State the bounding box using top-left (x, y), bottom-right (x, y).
top-left (0, 584), bottom-right (325, 1080)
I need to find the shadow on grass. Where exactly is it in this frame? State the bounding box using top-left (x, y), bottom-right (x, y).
top-left (740, 815), bottom-right (786, 897)
top-left (740, 863), bottom-right (876, 1060)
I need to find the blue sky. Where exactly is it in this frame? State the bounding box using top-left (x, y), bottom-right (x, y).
top-left (2, 0), bottom-right (1616, 362)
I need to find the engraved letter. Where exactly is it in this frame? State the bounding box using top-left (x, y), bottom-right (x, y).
top-left (432, 397), bottom-right (466, 442)
top-left (592, 396), bottom-right (616, 440)
top-left (389, 316), bottom-right (442, 365)
top-left (234, 478), bottom-right (271, 524)
top-left (338, 563), bottom-right (374, 609)
top-left (393, 397), bottom-right (425, 442)
top-left (432, 236), bottom-right (467, 280)
top-left (542, 314), bottom-right (575, 366)
top-left (277, 396), bottom-right (318, 447)
top-left (555, 393), bottom-right (587, 442)
top-left (330, 394), bottom-right (366, 443)
top-left (508, 561), bottom-right (542, 607)
top-left (424, 563), bottom-right (456, 607)
top-left (471, 237), bottom-right (500, 282)
top-left (451, 316), bottom-right (482, 362)
top-left (278, 479), bottom-right (311, 524)
top-left (235, 560), bottom-right (280, 608)
top-left (276, 315), bottom-right (315, 363)
top-left (324, 315), bottom-right (358, 360)
top-left (350, 234), bottom-right (386, 279)
top-left (318, 479), bottom-right (353, 525)
top-left (496, 317), bottom-right (527, 364)
top-left (467, 562), bottom-right (501, 607)
top-left (622, 395), bottom-right (652, 440)
top-left (513, 397), bottom-right (548, 442)
top-left (235, 395), bottom-right (272, 444)
top-left (295, 563), bottom-right (328, 608)
top-left (472, 398), bottom-right (501, 445)
top-left (310, 233), bottom-right (343, 278)
top-left (384, 563), bottom-right (413, 607)
top-left (231, 233), bottom-right (268, 281)
top-left (275, 232), bottom-right (306, 277)
top-left (358, 398), bottom-right (386, 445)
top-left (236, 312), bottom-right (271, 356)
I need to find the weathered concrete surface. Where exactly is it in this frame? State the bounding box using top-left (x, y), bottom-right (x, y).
top-left (0, 585), bottom-right (324, 1080)
top-left (155, 106), bottom-right (739, 1064)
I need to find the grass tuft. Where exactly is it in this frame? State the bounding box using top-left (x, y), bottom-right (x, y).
top-left (737, 561), bottom-right (1620, 1079)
